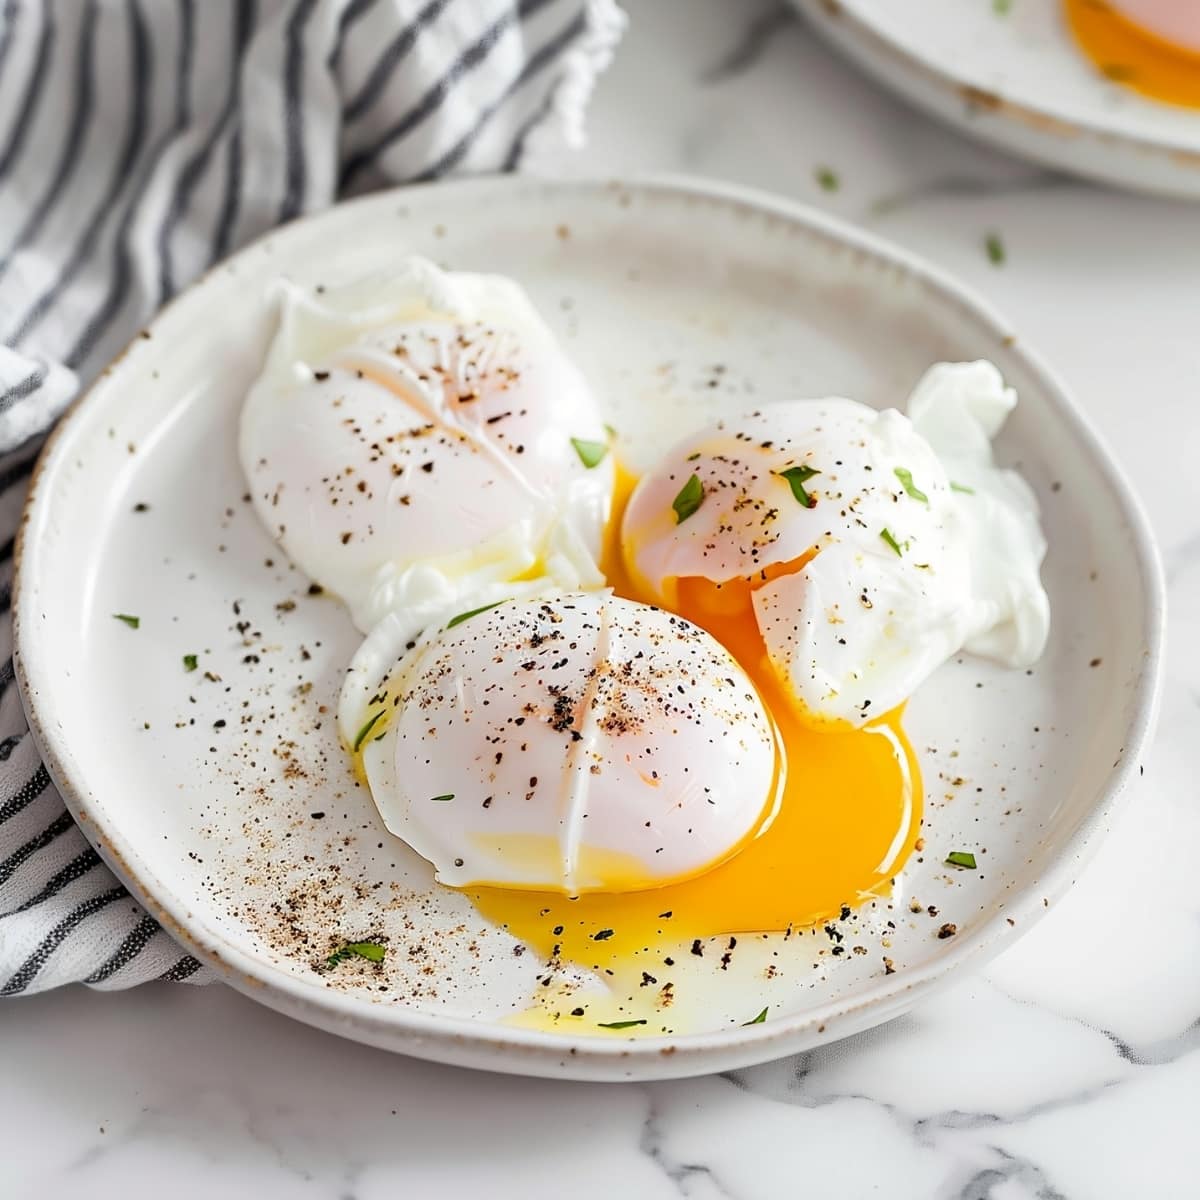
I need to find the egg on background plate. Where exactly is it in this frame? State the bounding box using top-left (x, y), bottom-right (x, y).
top-left (1064, 0), bottom-right (1200, 108)
top-left (239, 258), bottom-right (615, 634)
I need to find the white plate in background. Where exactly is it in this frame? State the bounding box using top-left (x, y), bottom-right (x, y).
top-left (795, 0), bottom-right (1200, 199)
top-left (14, 176), bottom-right (1163, 1080)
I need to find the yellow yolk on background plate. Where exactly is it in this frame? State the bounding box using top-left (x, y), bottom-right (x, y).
top-left (1064, 0), bottom-right (1200, 109)
top-left (466, 466), bottom-right (922, 1033)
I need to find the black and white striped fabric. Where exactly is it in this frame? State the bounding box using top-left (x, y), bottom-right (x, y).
top-left (0, 0), bottom-right (623, 994)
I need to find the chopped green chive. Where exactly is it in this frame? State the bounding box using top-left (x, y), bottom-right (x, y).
top-left (326, 941), bottom-right (387, 968)
top-left (113, 614), bottom-right (140, 629)
top-left (950, 481), bottom-right (975, 495)
top-left (993, 0), bottom-right (1012, 13)
top-left (352, 711), bottom-right (384, 752)
top-left (570, 437), bottom-right (609, 469)
top-left (985, 233), bottom-right (1006, 266)
top-left (672, 473), bottom-right (704, 524)
top-left (429, 794), bottom-right (454, 803)
top-left (894, 467), bottom-right (929, 506)
top-left (603, 423), bottom-right (617, 440)
top-left (776, 465), bottom-right (821, 508)
top-left (598, 1019), bottom-right (647, 1029)
top-left (743, 1007), bottom-right (768, 1026)
top-left (815, 166), bottom-right (840, 193)
top-left (946, 850), bottom-right (977, 869)
top-left (880, 527), bottom-right (904, 556)
top-left (446, 599), bottom-right (508, 629)
top-left (183, 654), bottom-right (198, 673)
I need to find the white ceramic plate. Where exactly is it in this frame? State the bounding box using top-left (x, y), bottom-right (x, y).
top-left (795, 0), bottom-right (1200, 199)
top-left (15, 176), bottom-right (1163, 1080)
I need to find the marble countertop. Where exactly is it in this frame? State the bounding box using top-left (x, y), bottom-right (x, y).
top-left (4, 2), bottom-right (1198, 1196)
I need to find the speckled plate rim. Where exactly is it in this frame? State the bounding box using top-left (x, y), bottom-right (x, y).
top-left (13, 174), bottom-right (1166, 1081)
top-left (793, 0), bottom-right (1200, 198)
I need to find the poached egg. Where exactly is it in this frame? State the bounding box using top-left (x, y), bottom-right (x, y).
top-left (240, 258), bottom-right (614, 633)
top-left (620, 360), bottom-right (1049, 727)
top-left (339, 592), bottom-right (780, 894)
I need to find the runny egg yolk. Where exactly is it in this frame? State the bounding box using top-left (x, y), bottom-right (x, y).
top-left (1064, 0), bottom-right (1200, 109)
top-left (465, 465), bottom-right (922, 1026)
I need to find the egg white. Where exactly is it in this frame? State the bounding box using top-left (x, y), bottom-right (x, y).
top-left (340, 591), bottom-right (780, 895)
top-left (240, 258), bottom-right (614, 633)
top-left (622, 361), bottom-right (1049, 725)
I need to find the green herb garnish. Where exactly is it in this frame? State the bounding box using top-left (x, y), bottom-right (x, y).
top-left (603, 423), bottom-right (617, 440)
top-left (993, 0), bottom-right (1012, 13)
top-left (352, 711), bottom-right (384, 752)
top-left (743, 1007), bottom-right (768, 1026)
top-left (446, 599), bottom-right (508, 629)
top-left (113, 614), bottom-right (140, 629)
top-left (950, 481), bottom-right (975, 495)
top-left (183, 654), bottom-right (198, 673)
top-left (598, 1019), bottom-right (647, 1029)
top-left (430, 794), bottom-right (454, 802)
top-left (672, 473), bottom-right (704, 524)
top-left (570, 437), bottom-right (609, 469)
top-left (326, 941), bottom-right (387, 968)
top-left (894, 467), bottom-right (929, 505)
top-left (815, 166), bottom-right (840, 193)
top-left (985, 233), bottom-right (1006, 266)
top-left (880, 527), bottom-right (904, 556)
top-left (776, 465), bottom-right (821, 508)
top-left (946, 850), bottom-right (977, 869)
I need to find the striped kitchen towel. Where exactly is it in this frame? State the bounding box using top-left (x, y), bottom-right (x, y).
top-left (0, 0), bottom-right (623, 994)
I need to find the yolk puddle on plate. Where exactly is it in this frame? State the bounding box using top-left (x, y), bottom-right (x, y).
top-left (1064, 0), bottom-right (1200, 109)
top-left (465, 464), bottom-right (923, 1033)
